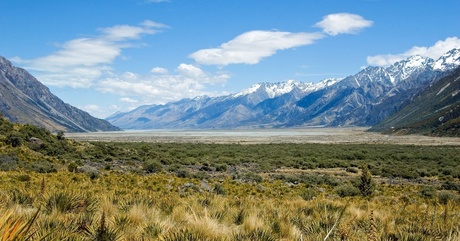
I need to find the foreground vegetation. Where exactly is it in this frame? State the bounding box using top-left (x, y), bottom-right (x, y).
top-left (1, 170), bottom-right (459, 240)
top-left (1, 115), bottom-right (460, 240)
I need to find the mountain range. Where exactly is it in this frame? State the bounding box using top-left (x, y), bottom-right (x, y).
top-left (107, 49), bottom-right (460, 131)
top-left (0, 56), bottom-right (121, 132)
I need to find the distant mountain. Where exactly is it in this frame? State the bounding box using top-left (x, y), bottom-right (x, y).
top-left (107, 49), bottom-right (460, 130)
top-left (370, 66), bottom-right (460, 136)
top-left (0, 56), bottom-right (121, 132)
top-left (106, 79), bottom-right (339, 129)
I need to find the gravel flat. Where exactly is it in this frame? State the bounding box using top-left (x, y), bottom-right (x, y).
top-left (65, 128), bottom-right (460, 145)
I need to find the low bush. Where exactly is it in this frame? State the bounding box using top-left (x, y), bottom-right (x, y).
top-left (335, 183), bottom-right (360, 197)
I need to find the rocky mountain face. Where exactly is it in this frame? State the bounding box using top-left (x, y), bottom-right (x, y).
top-left (0, 56), bottom-right (121, 132)
top-left (370, 66), bottom-right (460, 136)
top-left (107, 49), bottom-right (460, 130)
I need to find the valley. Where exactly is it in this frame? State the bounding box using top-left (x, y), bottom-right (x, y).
top-left (66, 127), bottom-right (460, 145)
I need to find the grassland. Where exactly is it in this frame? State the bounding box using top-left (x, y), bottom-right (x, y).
top-left (1, 116), bottom-right (460, 240)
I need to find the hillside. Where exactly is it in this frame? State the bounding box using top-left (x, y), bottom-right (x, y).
top-left (0, 56), bottom-right (121, 132)
top-left (370, 66), bottom-right (460, 136)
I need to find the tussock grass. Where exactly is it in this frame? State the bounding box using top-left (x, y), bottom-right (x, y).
top-left (0, 171), bottom-right (458, 240)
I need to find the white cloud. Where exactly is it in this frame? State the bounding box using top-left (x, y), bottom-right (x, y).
top-left (97, 64), bottom-right (229, 104)
top-left (189, 13), bottom-right (372, 66)
top-left (80, 104), bottom-right (101, 113)
top-left (14, 20), bottom-right (168, 88)
top-left (120, 97), bottom-right (139, 103)
top-left (367, 37), bottom-right (460, 66)
top-left (315, 13), bottom-right (373, 36)
top-left (177, 63), bottom-right (207, 78)
top-left (189, 30), bottom-right (324, 65)
top-left (151, 67), bottom-right (169, 74)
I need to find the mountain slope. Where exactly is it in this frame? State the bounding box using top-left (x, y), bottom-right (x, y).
top-left (370, 66), bottom-right (460, 136)
top-left (0, 56), bottom-right (121, 132)
top-left (108, 49), bottom-right (460, 130)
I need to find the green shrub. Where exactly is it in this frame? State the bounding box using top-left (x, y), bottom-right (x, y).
top-left (300, 188), bottom-right (317, 201)
top-left (144, 160), bottom-right (163, 173)
top-left (213, 183), bottom-right (226, 195)
top-left (6, 135), bottom-right (23, 147)
top-left (68, 162), bottom-right (78, 172)
top-left (215, 163), bottom-right (228, 172)
top-left (441, 181), bottom-right (460, 192)
top-left (335, 184), bottom-right (360, 197)
top-left (420, 185), bottom-right (437, 199)
top-left (16, 174), bottom-right (31, 182)
top-left (355, 164), bottom-right (375, 197)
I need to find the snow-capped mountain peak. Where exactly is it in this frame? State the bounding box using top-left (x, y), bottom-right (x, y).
top-left (233, 79), bottom-right (341, 99)
top-left (404, 55), bottom-right (431, 68)
top-left (315, 78), bottom-right (342, 89)
top-left (433, 48), bottom-right (460, 71)
top-left (265, 80), bottom-right (299, 98)
top-left (233, 83), bottom-right (263, 98)
top-left (387, 55), bottom-right (433, 81)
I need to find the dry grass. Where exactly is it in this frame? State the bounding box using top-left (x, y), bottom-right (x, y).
top-left (0, 170), bottom-right (459, 240)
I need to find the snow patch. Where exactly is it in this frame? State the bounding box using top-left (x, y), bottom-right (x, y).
top-left (433, 49), bottom-right (460, 71)
top-left (437, 83), bottom-right (451, 96)
top-left (233, 83), bottom-right (261, 97)
top-left (232, 78), bottom-right (341, 99)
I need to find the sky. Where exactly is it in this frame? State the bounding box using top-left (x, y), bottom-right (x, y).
top-left (2, 0), bottom-right (460, 118)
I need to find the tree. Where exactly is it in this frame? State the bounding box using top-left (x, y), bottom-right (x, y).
top-left (356, 164), bottom-right (375, 197)
top-left (6, 135), bottom-right (23, 147)
top-left (56, 130), bottom-right (65, 140)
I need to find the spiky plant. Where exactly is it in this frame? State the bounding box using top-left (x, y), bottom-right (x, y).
top-left (0, 208), bottom-right (40, 241)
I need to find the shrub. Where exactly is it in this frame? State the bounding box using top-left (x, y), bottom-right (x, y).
top-left (300, 188), bottom-right (317, 201)
top-left (420, 185), bottom-right (437, 199)
top-left (16, 174), bottom-right (31, 182)
top-left (6, 135), bottom-right (23, 147)
top-left (213, 183), bottom-right (226, 195)
top-left (441, 181), bottom-right (460, 192)
top-left (175, 168), bottom-right (190, 178)
top-left (215, 164), bottom-right (228, 172)
top-left (30, 160), bottom-right (57, 173)
top-left (355, 164), bottom-right (375, 197)
top-left (335, 184), bottom-right (360, 197)
top-left (144, 160), bottom-right (163, 174)
top-left (67, 162), bottom-right (78, 172)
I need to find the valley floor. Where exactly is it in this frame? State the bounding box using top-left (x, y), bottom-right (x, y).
top-left (66, 127), bottom-right (460, 145)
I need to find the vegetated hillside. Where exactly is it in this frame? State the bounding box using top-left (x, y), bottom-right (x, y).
top-left (108, 49), bottom-right (460, 130)
top-left (0, 56), bottom-right (121, 132)
top-left (370, 66), bottom-right (460, 136)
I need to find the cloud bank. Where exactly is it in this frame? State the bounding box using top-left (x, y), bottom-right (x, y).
top-left (367, 37), bottom-right (460, 66)
top-left (97, 64), bottom-right (230, 104)
top-left (189, 13), bottom-right (373, 66)
top-left (14, 20), bottom-right (168, 88)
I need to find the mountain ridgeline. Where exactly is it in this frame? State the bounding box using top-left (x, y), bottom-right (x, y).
top-left (0, 56), bottom-right (121, 132)
top-left (108, 49), bottom-right (460, 134)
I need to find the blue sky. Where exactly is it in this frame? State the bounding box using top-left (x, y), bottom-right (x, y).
top-left (2, 0), bottom-right (460, 118)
